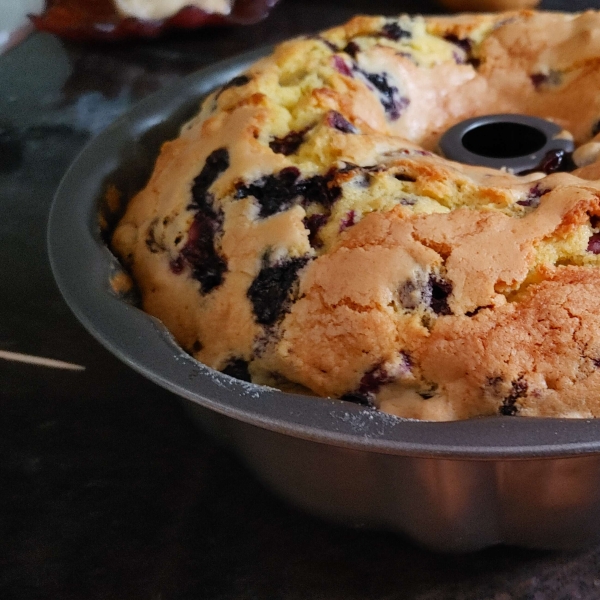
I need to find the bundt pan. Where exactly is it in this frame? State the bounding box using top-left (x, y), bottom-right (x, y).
top-left (48, 49), bottom-right (600, 553)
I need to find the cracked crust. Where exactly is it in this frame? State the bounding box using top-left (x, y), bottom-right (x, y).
top-left (112, 10), bottom-right (600, 420)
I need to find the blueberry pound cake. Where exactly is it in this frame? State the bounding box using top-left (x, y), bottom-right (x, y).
top-left (112, 9), bottom-right (600, 420)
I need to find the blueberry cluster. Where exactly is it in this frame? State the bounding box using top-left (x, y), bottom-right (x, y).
top-left (170, 148), bottom-right (229, 294)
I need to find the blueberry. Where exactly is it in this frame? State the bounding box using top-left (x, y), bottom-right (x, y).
top-left (222, 358), bottom-right (252, 382)
top-left (360, 363), bottom-right (393, 393)
top-left (235, 167), bottom-right (301, 218)
top-left (342, 357), bottom-right (411, 406)
top-left (355, 67), bottom-right (409, 120)
top-left (520, 150), bottom-right (574, 176)
top-left (342, 364), bottom-right (390, 406)
top-left (248, 257), bottom-right (309, 325)
top-left (343, 41), bottom-right (360, 58)
top-left (530, 73), bottom-right (548, 88)
top-left (171, 149), bottom-right (230, 292)
top-left (296, 173), bottom-right (342, 208)
top-left (530, 70), bottom-right (562, 89)
top-left (169, 256), bottom-right (185, 274)
top-left (216, 74), bottom-right (250, 98)
top-left (536, 149), bottom-right (574, 174)
top-left (326, 111), bottom-right (356, 133)
top-left (381, 22), bottom-right (411, 41)
top-left (191, 148), bottom-right (230, 215)
top-left (500, 377), bottom-right (527, 416)
top-left (444, 34), bottom-right (472, 54)
top-left (236, 167), bottom-right (342, 219)
top-left (303, 213), bottom-right (328, 248)
top-left (180, 211), bottom-right (227, 294)
top-left (517, 184), bottom-right (545, 208)
top-left (269, 129), bottom-right (307, 156)
top-left (428, 275), bottom-right (452, 316)
top-left (399, 274), bottom-right (452, 314)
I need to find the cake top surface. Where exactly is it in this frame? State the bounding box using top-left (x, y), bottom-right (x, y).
top-left (111, 10), bottom-right (600, 420)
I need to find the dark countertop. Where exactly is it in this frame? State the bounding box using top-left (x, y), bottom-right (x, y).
top-left (3, 1), bottom-right (600, 598)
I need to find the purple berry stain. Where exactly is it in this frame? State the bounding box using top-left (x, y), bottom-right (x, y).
top-left (588, 233), bottom-right (600, 254)
top-left (333, 56), bottom-right (353, 77)
top-left (339, 210), bottom-right (356, 232)
top-left (248, 257), bottom-right (309, 325)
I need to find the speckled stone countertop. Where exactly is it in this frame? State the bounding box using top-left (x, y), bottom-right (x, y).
top-left (3, 1), bottom-right (600, 598)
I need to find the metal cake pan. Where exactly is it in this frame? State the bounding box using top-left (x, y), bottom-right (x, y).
top-left (47, 48), bottom-right (600, 552)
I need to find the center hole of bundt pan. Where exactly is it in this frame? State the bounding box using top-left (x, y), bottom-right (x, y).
top-left (462, 122), bottom-right (546, 158)
top-left (439, 114), bottom-right (574, 173)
